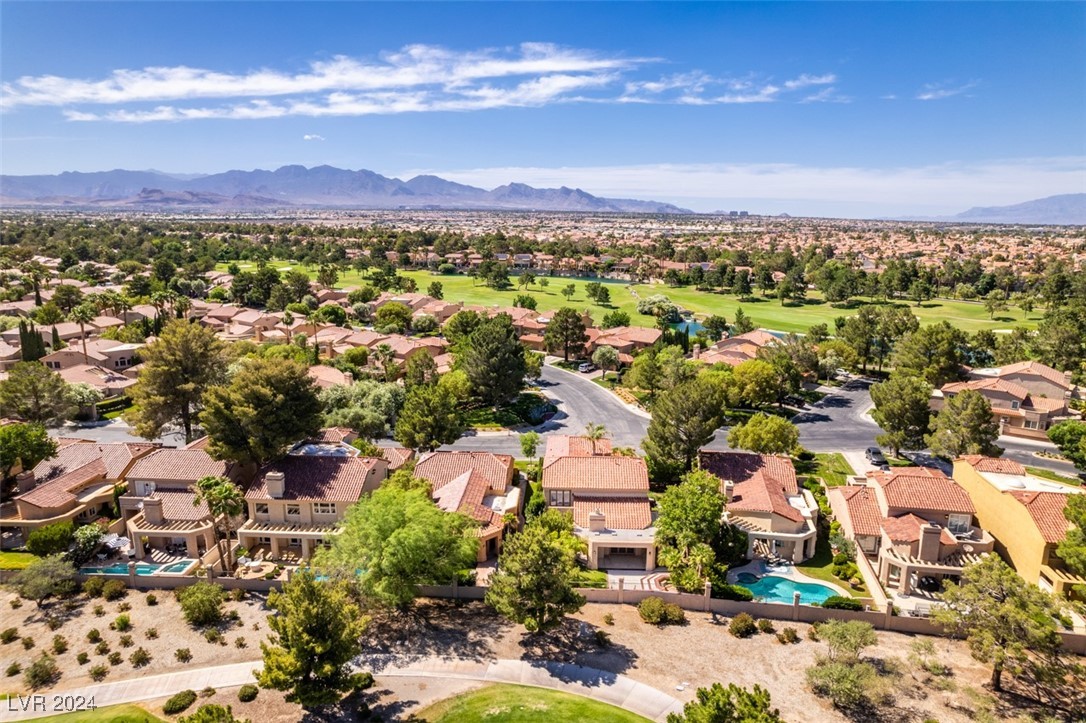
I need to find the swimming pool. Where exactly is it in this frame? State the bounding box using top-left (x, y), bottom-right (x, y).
top-left (80, 559), bottom-right (197, 576)
top-left (734, 572), bottom-right (838, 605)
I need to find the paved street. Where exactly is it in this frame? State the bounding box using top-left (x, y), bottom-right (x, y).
top-left (49, 420), bottom-right (184, 447)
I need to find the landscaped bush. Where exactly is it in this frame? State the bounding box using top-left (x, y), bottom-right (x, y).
top-left (5, 662), bottom-right (20, 677)
top-left (87, 628), bottom-right (101, 643)
top-left (111, 613), bottom-right (131, 631)
top-left (603, 613), bottom-right (614, 626)
top-left (82, 577), bottom-right (106, 598)
top-left (118, 634), bottom-right (134, 648)
top-left (146, 593), bottom-right (158, 606)
top-left (595, 629), bottom-right (612, 647)
top-left (51, 634), bottom-right (68, 654)
top-left (230, 588), bottom-right (246, 602)
top-left (200, 686), bottom-right (216, 697)
top-left (831, 561), bottom-right (860, 581)
top-left (93, 604), bottom-right (105, 617)
top-left (729, 613), bottom-right (757, 638)
top-left (26, 521), bottom-right (74, 557)
top-left (175, 647), bottom-right (192, 662)
top-left (0, 627), bottom-right (18, 644)
top-left (146, 627), bottom-right (159, 639)
top-left (821, 596), bottom-right (864, 611)
top-left (24, 654), bottom-right (59, 688)
top-left (22, 636), bottom-right (35, 650)
top-left (204, 628), bottom-right (222, 644)
top-left (106, 651), bottom-right (122, 666)
top-left (76, 651), bottom-right (90, 665)
top-left (757, 619), bottom-right (775, 634)
top-left (353, 672), bottom-right (375, 691)
top-left (637, 596), bottom-right (686, 625)
top-left (237, 684), bottom-right (259, 702)
top-left (101, 579), bottom-right (127, 601)
top-left (89, 664), bottom-right (108, 681)
top-left (129, 647), bottom-right (151, 667)
top-left (9, 599), bottom-right (21, 609)
top-left (95, 641), bottom-right (110, 655)
top-left (117, 601), bottom-right (132, 612)
top-left (777, 627), bottom-right (800, 644)
top-left (163, 690), bottom-right (198, 715)
top-left (45, 616), bottom-right (63, 631)
top-left (177, 581), bottom-right (225, 626)
top-left (711, 583), bottom-right (755, 602)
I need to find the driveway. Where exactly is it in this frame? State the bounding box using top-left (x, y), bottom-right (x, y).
top-left (791, 379), bottom-right (883, 462)
top-left (49, 419), bottom-right (184, 447)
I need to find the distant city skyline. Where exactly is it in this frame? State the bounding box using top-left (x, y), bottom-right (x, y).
top-left (2, 2), bottom-right (1084, 217)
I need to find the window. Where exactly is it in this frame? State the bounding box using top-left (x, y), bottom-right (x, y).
top-left (254, 503), bottom-right (269, 515)
top-left (548, 490), bottom-right (571, 507)
top-left (258, 536), bottom-right (271, 545)
top-left (286, 504), bottom-right (301, 517)
top-left (947, 514), bottom-right (971, 535)
top-left (313, 502), bottom-right (336, 515)
top-left (289, 538), bottom-right (301, 547)
top-left (1010, 400), bottom-right (1020, 410)
top-left (1024, 419), bottom-right (1040, 430)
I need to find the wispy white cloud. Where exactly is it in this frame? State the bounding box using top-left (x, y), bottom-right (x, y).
top-left (916, 80), bottom-right (978, 101)
top-left (801, 87), bottom-right (851, 104)
top-left (302, 134), bottom-right (325, 141)
top-left (5, 42), bottom-right (844, 122)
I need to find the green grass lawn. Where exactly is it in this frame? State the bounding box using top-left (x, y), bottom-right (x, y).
top-left (0, 551), bottom-right (36, 570)
top-left (216, 261), bottom-right (1038, 335)
top-left (795, 532), bottom-right (867, 597)
top-left (795, 453), bottom-right (857, 488)
top-left (415, 683), bottom-right (650, 722)
top-left (32, 704), bottom-right (164, 722)
top-left (1026, 466), bottom-right (1083, 486)
top-left (572, 568), bottom-right (609, 589)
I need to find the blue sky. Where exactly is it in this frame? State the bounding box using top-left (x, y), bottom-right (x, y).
top-left (2, 2), bottom-right (1084, 216)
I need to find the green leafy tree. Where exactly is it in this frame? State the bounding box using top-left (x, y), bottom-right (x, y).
top-left (26, 521), bottom-right (74, 557)
top-left (926, 389), bottom-right (1001, 459)
top-left (601, 310), bottom-right (631, 329)
top-left (870, 374), bottom-right (933, 457)
top-left (0, 362), bottom-right (75, 425)
top-left (1056, 494), bottom-right (1086, 597)
top-left (125, 320), bottom-right (228, 443)
top-left (427, 281), bottom-right (443, 299)
top-left (191, 476), bottom-right (245, 571)
top-left (394, 383), bottom-right (464, 452)
top-left (561, 283), bottom-right (576, 301)
top-left (513, 293), bottom-right (537, 311)
top-left (486, 513), bottom-right (586, 633)
top-left (625, 348), bottom-right (663, 400)
top-left (13, 556), bottom-right (78, 608)
top-left (176, 581), bottom-right (225, 626)
top-left (178, 704), bottom-right (248, 723)
top-left (544, 307), bottom-right (589, 362)
top-left (202, 357), bottom-right (322, 465)
top-left (374, 302), bottom-right (413, 332)
top-left (732, 308), bottom-right (756, 335)
top-left (68, 303), bottom-right (97, 365)
top-left (730, 359), bottom-right (777, 408)
top-left (442, 310), bottom-right (482, 348)
top-left (643, 377), bottom-right (725, 484)
top-left (656, 470), bottom-right (725, 591)
top-left (666, 683), bottom-right (783, 723)
top-left (0, 423), bottom-right (56, 482)
top-left (1048, 420), bottom-right (1086, 471)
top-left (403, 353), bottom-right (438, 390)
top-left (314, 484), bottom-right (477, 608)
top-left (592, 344), bottom-right (619, 380)
top-left (892, 321), bottom-right (969, 387)
top-left (701, 315), bottom-right (729, 342)
top-left (933, 555), bottom-right (1064, 691)
top-left (520, 431), bottom-right (541, 478)
top-left (258, 570), bottom-right (368, 708)
top-left (460, 313), bottom-right (527, 407)
top-left (727, 413), bottom-right (800, 455)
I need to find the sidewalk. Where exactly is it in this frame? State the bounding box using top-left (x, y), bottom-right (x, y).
top-left (0, 657), bottom-right (685, 722)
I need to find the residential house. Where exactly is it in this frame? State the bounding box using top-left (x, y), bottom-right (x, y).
top-left (700, 451), bottom-right (819, 563)
top-left (952, 456), bottom-right (1083, 598)
top-left (42, 339), bottom-right (141, 371)
top-left (694, 329), bottom-right (779, 367)
top-left (542, 436), bottom-right (655, 571)
top-left (828, 466), bottom-right (995, 595)
top-left (0, 342), bottom-right (21, 371)
top-left (237, 452), bottom-right (389, 562)
top-left (413, 451), bottom-right (519, 561)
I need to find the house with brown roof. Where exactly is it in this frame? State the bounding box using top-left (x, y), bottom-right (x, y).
top-left (237, 452), bottom-right (389, 562)
top-left (0, 442), bottom-right (156, 537)
top-left (694, 329), bottom-right (779, 367)
top-left (700, 451), bottom-right (819, 563)
top-left (413, 451), bottom-right (519, 561)
top-left (953, 456), bottom-right (1083, 598)
top-left (118, 449), bottom-right (238, 563)
top-left (42, 339), bottom-right (141, 371)
top-left (542, 435), bottom-right (655, 571)
top-left (828, 466), bottom-right (996, 596)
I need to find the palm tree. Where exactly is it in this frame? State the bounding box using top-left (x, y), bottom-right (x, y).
top-left (584, 422), bottom-right (609, 455)
top-left (69, 303), bottom-right (97, 365)
top-left (192, 475), bottom-right (246, 572)
top-left (21, 261), bottom-right (48, 307)
top-left (173, 295), bottom-right (192, 320)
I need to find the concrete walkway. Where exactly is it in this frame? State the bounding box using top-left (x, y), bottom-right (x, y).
top-left (1, 657), bottom-right (684, 722)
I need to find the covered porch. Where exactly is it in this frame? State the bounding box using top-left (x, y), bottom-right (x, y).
top-left (729, 517), bottom-right (818, 564)
top-left (879, 548), bottom-right (986, 595)
top-left (125, 515), bottom-right (216, 561)
top-left (237, 520), bottom-right (339, 563)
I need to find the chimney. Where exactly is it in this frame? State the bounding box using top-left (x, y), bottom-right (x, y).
top-left (15, 471), bottom-right (36, 494)
top-left (143, 495), bottom-right (164, 524)
top-left (254, 327), bottom-right (263, 342)
top-left (588, 509), bottom-right (607, 532)
top-left (723, 480), bottom-right (735, 503)
top-left (918, 523), bottom-right (942, 561)
top-left (692, 343), bottom-right (701, 360)
top-left (344, 371), bottom-right (354, 385)
top-left (265, 470), bottom-right (286, 499)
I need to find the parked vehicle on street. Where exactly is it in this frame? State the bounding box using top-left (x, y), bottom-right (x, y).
top-left (866, 446), bottom-right (888, 466)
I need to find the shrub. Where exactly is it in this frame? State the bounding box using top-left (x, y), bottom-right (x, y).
top-left (595, 629), bottom-right (612, 647)
top-left (129, 647), bottom-right (151, 667)
top-left (146, 593), bottom-right (158, 606)
top-left (175, 647), bottom-right (193, 662)
top-left (637, 596), bottom-right (686, 625)
top-left (226, 609), bottom-right (240, 623)
top-left (821, 596), bottom-right (864, 611)
top-left (93, 604), bottom-right (105, 617)
top-left (237, 684), bottom-right (259, 702)
top-left (603, 613), bottom-right (615, 626)
top-left (230, 588), bottom-right (246, 602)
top-left (832, 552), bottom-right (850, 565)
top-left (111, 613), bottom-right (132, 631)
top-left (712, 583), bottom-right (755, 602)
top-left (204, 628), bottom-right (222, 644)
top-left (101, 579), bottom-right (127, 601)
top-left (353, 672), bottom-right (375, 691)
top-left (83, 577), bottom-right (106, 598)
top-left (9, 598), bottom-right (21, 609)
top-left (729, 613), bottom-right (757, 638)
top-left (51, 634), bottom-right (68, 654)
top-left (777, 627), bottom-right (800, 644)
top-left (26, 521), bottom-right (74, 557)
top-left (24, 654), bottom-right (60, 688)
top-left (89, 664), bottom-right (108, 681)
top-left (118, 601), bottom-right (132, 612)
top-left (77, 651), bottom-right (90, 665)
top-left (119, 634), bottom-right (134, 648)
top-left (263, 571), bottom-right (277, 580)
top-left (200, 686), bottom-right (216, 697)
top-left (87, 628), bottom-right (101, 643)
top-left (95, 641), bottom-right (110, 655)
top-left (234, 636), bottom-right (246, 648)
top-left (163, 690), bottom-right (198, 715)
top-left (45, 616), bottom-right (63, 631)
top-left (145, 627), bottom-right (159, 639)
top-left (0, 627), bottom-right (18, 644)
top-left (807, 659), bottom-right (890, 708)
top-left (108, 652), bottom-right (123, 666)
top-left (757, 619), bottom-right (775, 634)
top-left (22, 636), bottom-right (35, 650)
top-left (5, 662), bottom-right (20, 677)
top-left (177, 582), bottom-right (225, 626)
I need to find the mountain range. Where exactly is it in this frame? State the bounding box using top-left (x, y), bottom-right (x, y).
top-left (946, 193), bottom-right (1086, 225)
top-left (0, 165), bottom-right (690, 214)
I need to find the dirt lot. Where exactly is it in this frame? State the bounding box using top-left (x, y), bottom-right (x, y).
top-left (0, 590), bottom-right (1061, 722)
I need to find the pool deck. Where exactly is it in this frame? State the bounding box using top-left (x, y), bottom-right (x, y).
top-left (727, 559), bottom-right (851, 599)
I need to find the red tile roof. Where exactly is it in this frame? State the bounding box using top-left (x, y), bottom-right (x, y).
top-left (17, 459), bottom-right (108, 508)
top-left (880, 514), bottom-right (956, 545)
top-left (312, 427), bottom-right (357, 444)
top-left (543, 435), bottom-right (613, 468)
top-left (728, 471), bottom-right (805, 523)
top-left (542, 456), bottom-right (649, 492)
top-left (957, 456), bottom-right (1026, 475)
top-left (415, 451), bottom-right (515, 494)
top-left (829, 486), bottom-right (882, 537)
top-left (943, 377), bottom-right (1029, 399)
top-left (126, 449), bottom-right (233, 486)
top-left (573, 496), bottom-right (652, 530)
top-left (699, 451), bottom-right (799, 495)
top-left (247, 456), bottom-right (384, 502)
top-left (996, 361), bottom-right (1070, 389)
top-left (154, 490), bottom-right (211, 521)
top-left (1005, 490), bottom-right (1073, 544)
top-left (868, 467), bottom-right (974, 515)
top-left (378, 447), bottom-right (415, 470)
top-left (32, 442), bottom-right (155, 482)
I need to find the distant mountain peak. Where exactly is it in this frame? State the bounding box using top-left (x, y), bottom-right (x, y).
top-left (952, 193), bottom-right (1085, 225)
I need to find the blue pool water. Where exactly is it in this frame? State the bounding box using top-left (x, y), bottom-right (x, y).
top-left (734, 572), bottom-right (837, 605)
top-left (671, 321), bottom-right (705, 336)
top-left (80, 559), bottom-right (196, 576)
